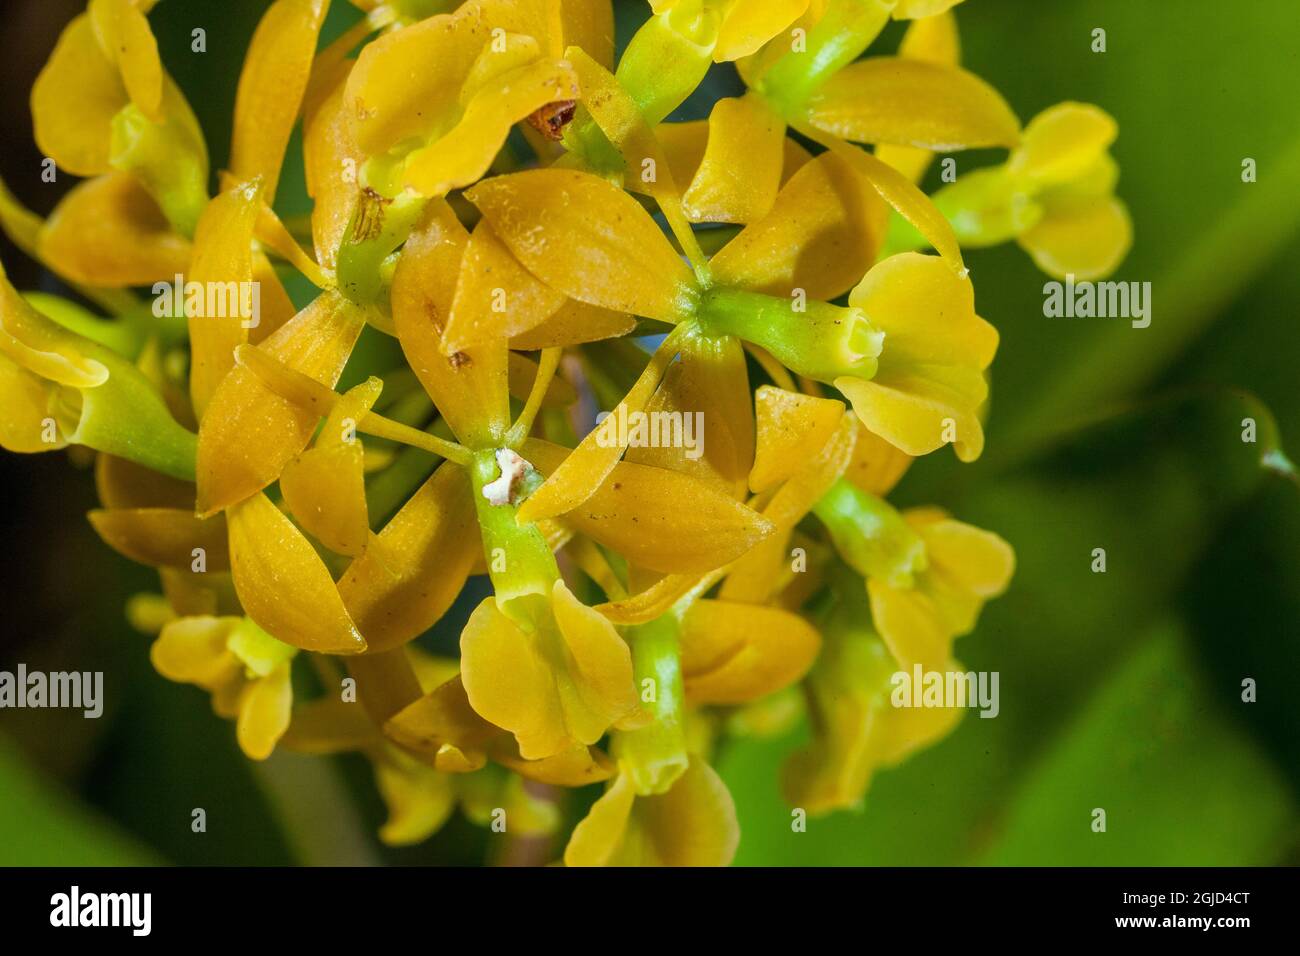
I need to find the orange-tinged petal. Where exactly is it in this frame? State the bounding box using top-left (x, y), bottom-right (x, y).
top-left (460, 581), bottom-right (638, 760)
top-left (594, 571), bottom-right (702, 625)
top-left (227, 491), bottom-right (366, 653)
top-left (813, 135), bottom-right (965, 271)
top-left (844, 419), bottom-right (913, 496)
top-left (682, 94), bottom-right (784, 223)
top-left (565, 756), bottom-right (738, 866)
top-left (345, 2), bottom-right (485, 157)
top-left (230, 0), bottom-right (328, 203)
top-left (404, 56), bottom-right (580, 197)
top-left (1009, 102), bottom-right (1117, 188)
top-left (236, 662), bottom-right (293, 760)
top-left (95, 453), bottom-right (195, 510)
top-left (445, 219), bottom-right (567, 352)
top-left (279, 377), bottom-right (381, 557)
top-left (89, 0), bottom-right (162, 121)
top-left (31, 15), bottom-right (124, 176)
top-left (38, 173), bottom-right (191, 288)
top-left (303, 61), bottom-right (360, 271)
top-left (338, 461), bottom-right (480, 653)
top-left (515, 327), bottom-right (686, 523)
top-left (806, 57), bottom-right (1019, 151)
top-left (490, 738), bottom-right (617, 787)
top-left (714, 0), bottom-right (809, 62)
top-left (524, 437), bottom-right (773, 574)
top-left (196, 290), bottom-right (366, 515)
top-left (1017, 194), bottom-right (1132, 281)
top-left (467, 168), bottom-right (696, 323)
top-left (679, 599), bottom-right (820, 704)
top-left (384, 674), bottom-right (501, 770)
top-left (187, 179), bottom-right (263, 418)
top-left (710, 151), bottom-right (884, 302)
top-left (749, 385), bottom-right (845, 492)
top-left (390, 200), bottom-right (510, 447)
top-left (88, 507), bottom-right (229, 570)
top-left (624, 335), bottom-right (754, 497)
top-left (510, 298), bottom-right (635, 350)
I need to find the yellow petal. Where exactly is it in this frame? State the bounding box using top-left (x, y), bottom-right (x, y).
top-left (844, 419), bottom-right (913, 496)
top-left (95, 453), bottom-right (195, 510)
top-left (236, 662), bottom-right (294, 760)
top-left (444, 219), bottom-right (567, 352)
top-left (89, 0), bottom-right (162, 120)
top-left (0, 264), bottom-right (108, 389)
top-left (490, 739), bottom-right (617, 787)
top-left (403, 56), bottom-right (580, 196)
top-left (338, 461), bottom-right (480, 653)
top-left (594, 571), bottom-right (703, 626)
top-left (813, 136), bottom-right (965, 271)
top-left (894, 0), bottom-right (966, 16)
top-left (523, 437), bottom-right (774, 575)
top-left (279, 378), bottom-right (381, 557)
top-left (624, 336), bottom-right (754, 498)
top-left (459, 581), bottom-right (638, 760)
top-left (1009, 102), bottom-right (1118, 188)
top-left (714, 0), bottom-right (809, 62)
top-left (384, 674), bottom-right (501, 769)
top-left (838, 369), bottom-right (987, 462)
top-left (30, 15), bottom-right (124, 176)
top-left (303, 61), bottom-right (360, 271)
top-left (374, 751), bottom-right (456, 845)
top-left (1017, 194), bottom-right (1132, 281)
top-left (466, 168), bottom-right (696, 323)
top-left (559, 0), bottom-right (614, 67)
top-left (282, 696), bottom-right (379, 754)
top-left (227, 491), bottom-right (366, 654)
top-left (750, 385), bottom-right (845, 492)
top-left (345, 2), bottom-right (484, 158)
top-left (867, 576), bottom-right (951, 670)
top-left (230, 0), bottom-right (328, 203)
top-left (515, 327), bottom-right (686, 523)
top-left (196, 290), bottom-right (366, 515)
top-left (682, 94), bottom-right (784, 223)
top-left (679, 599), bottom-right (820, 704)
top-left (510, 298), bottom-right (636, 350)
top-left (88, 507), bottom-right (229, 570)
top-left (919, 515), bottom-right (1015, 598)
top-left (38, 173), bottom-right (190, 288)
top-left (150, 615), bottom-right (241, 688)
top-left (710, 150), bottom-right (885, 302)
top-left (875, 9), bottom-right (961, 183)
top-left (0, 352), bottom-right (61, 453)
top-left (186, 179), bottom-right (263, 418)
top-left (806, 57), bottom-right (1019, 150)
top-left (390, 200), bottom-right (511, 448)
top-left (565, 756), bottom-right (738, 866)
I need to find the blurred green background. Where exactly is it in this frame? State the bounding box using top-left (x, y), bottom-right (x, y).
top-left (0, 0), bottom-right (1297, 866)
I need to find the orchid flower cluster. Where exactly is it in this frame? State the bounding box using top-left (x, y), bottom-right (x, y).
top-left (0, 0), bottom-right (1129, 864)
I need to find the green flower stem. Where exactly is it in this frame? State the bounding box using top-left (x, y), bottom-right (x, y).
top-left (469, 448), bottom-right (560, 626)
top-left (336, 189), bottom-right (429, 306)
top-left (757, 0), bottom-right (894, 118)
top-left (696, 286), bottom-right (882, 383)
top-left (612, 612), bottom-right (688, 796)
top-left (813, 477), bottom-right (926, 587)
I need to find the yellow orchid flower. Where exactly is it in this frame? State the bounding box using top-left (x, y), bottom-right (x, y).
top-left (564, 754), bottom-right (738, 866)
top-left (888, 102), bottom-right (1132, 280)
top-left (151, 614), bottom-right (297, 760)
